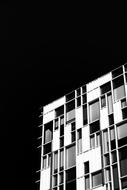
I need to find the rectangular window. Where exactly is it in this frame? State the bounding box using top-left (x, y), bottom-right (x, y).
top-left (43, 142), bottom-right (51, 155)
top-left (89, 99), bottom-right (100, 123)
top-left (55, 118), bottom-right (59, 130)
top-left (77, 96), bottom-right (81, 107)
top-left (53, 174), bottom-right (57, 187)
top-left (121, 177), bottom-right (127, 189)
top-left (66, 167), bottom-right (76, 182)
top-left (55, 106), bottom-right (64, 117)
top-left (101, 95), bottom-right (106, 108)
top-left (44, 121), bottom-right (53, 144)
top-left (54, 151), bottom-right (58, 173)
top-left (113, 76), bottom-right (125, 102)
top-left (111, 151), bottom-right (117, 164)
top-left (105, 167), bottom-right (111, 183)
top-left (83, 104), bottom-right (87, 125)
top-left (110, 126), bottom-right (116, 150)
top-left (60, 137), bottom-right (64, 148)
top-left (82, 94), bottom-right (87, 104)
top-left (121, 98), bottom-right (127, 108)
top-left (66, 91), bottom-right (75, 102)
top-left (66, 100), bottom-right (75, 122)
top-left (66, 144), bottom-right (76, 169)
top-left (59, 172), bottom-right (64, 184)
top-left (96, 132), bottom-right (101, 147)
top-left (103, 130), bottom-right (109, 153)
top-left (112, 66), bottom-right (123, 78)
top-left (76, 88), bottom-right (81, 96)
top-left (60, 116), bottom-right (64, 125)
top-left (71, 122), bottom-right (75, 131)
top-left (113, 165), bottom-right (119, 190)
top-left (85, 175), bottom-right (90, 190)
top-left (100, 82), bottom-right (111, 95)
top-left (119, 147), bottom-right (127, 177)
top-left (90, 135), bottom-right (95, 149)
top-left (90, 120), bottom-right (100, 134)
top-left (107, 93), bottom-right (113, 114)
top-left (92, 170), bottom-right (103, 188)
top-left (84, 161), bottom-right (89, 174)
top-left (104, 153), bottom-right (110, 166)
top-left (60, 149), bottom-right (64, 171)
top-left (117, 122), bottom-right (127, 147)
top-left (43, 155), bottom-right (47, 169)
top-left (71, 131), bottom-right (76, 142)
top-left (48, 154), bottom-right (51, 167)
top-left (108, 114), bottom-right (114, 126)
top-left (77, 129), bottom-right (82, 154)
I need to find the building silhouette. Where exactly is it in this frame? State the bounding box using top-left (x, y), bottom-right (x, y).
top-left (38, 64), bottom-right (127, 190)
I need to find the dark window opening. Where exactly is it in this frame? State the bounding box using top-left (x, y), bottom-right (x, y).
top-left (122, 107), bottom-right (127, 120)
top-left (85, 175), bottom-right (90, 190)
top-left (101, 95), bottom-right (106, 108)
top-left (43, 142), bottom-right (51, 155)
top-left (104, 154), bottom-right (110, 166)
top-left (100, 82), bottom-right (111, 95)
top-left (83, 94), bottom-right (87, 104)
top-left (77, 129), bottom-right (82, 140)
top-left (71, 131), bottom-right (76, 142)
top-left (66, 180), bottom-right (76, 190)
top-left (121, 177), bottom-right (127, 189)
top-left (82, 85), bottom-right (86, 94)
top-left (55, 106), bottom-right (64, 117)
top-left (60, 137), bottom-right (64, 148)
top-left (108, 114), bottom-right (114, 126)
top-left (92, 170), bottom-right (103, 188)
top-left (119, 147), bottom-right (127, 177)
top-left (76, 88), bottom-right (81, 96)
top-left (71, 122), bottom-right (75, 131)
top-left (66, 91), bottom-right (75, 102)
top-left (90, 120), bottom-right (100, 134)
top-left (84, 161), bottom-right (89, 174)
top-left (77, 96), bottom-right (81, 107)
top-left (113, 164), bottom-right (119, 190)
top-left (60, 124), bottom-right (64, 136)
top-left (111, 151), bottom-right (117, 164)
top-left (112, 66), bottom-right (123, 78)
top-left (66, 167), bottom-right (76, 182)
top-left (59, 172), bottom-right (64, 184)
top-left (113, 76), bottom-right (125, 102)
top-left (83, 104), bottom-right (87, 125)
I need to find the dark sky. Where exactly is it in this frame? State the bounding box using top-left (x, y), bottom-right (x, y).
top-left (1, 3), bottom-right (127, 190)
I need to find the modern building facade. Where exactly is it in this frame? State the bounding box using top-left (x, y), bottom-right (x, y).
top-left (39, 64), bottom-right (127, 190)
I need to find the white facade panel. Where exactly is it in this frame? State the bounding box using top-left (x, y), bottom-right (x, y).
top-left (89, 146), bottom-right (102, 173)
top-left (82, 125), bottom-right (90, 152)
top-left (40, 168), bottom-right (50, 190)
top-left (43, 110), bottom-right (55, 124)
top-left (64, 123), bottom-right (71, 146)
top-left (87, 87), bottom-right (100, 102)
top-left (100, 107), bottom-right (109, 130)
top-left (77, 177), bottom-right (84, 190)
top-left (114, 101), bottom-right (122, 124)
top-left (43, 96), bottom-right (65, 114)
top-left (77, 154), bottom-right (84, 178)
top-left (52, 129), bottom-right (59, 151)
top-left (87, 73), bottom-right (111, 92)
top-left (94, 186), bottom-right (106, 190)
top-left (76, 107), bottom-right (83, 130)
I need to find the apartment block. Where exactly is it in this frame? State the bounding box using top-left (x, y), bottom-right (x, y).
top-left (38, 64), bottom-right (127, 190)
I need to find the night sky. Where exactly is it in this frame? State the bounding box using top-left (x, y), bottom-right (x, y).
top-left (1, 3), bottom-right (127, 190)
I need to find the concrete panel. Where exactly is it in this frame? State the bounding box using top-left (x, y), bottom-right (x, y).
top-left (52, 130), bottom-right (59, 151)
top-left (100, 107), bottom-right (109, 130)
top-left (40, 167), bottom-right (50, 190)
top-left (43, 96), bottom-right (65, 114)
top-left (87, 88), bottom-right (100, 103)
top-left (43, 110), bottom-right (55, 124)
top-left (64, 123), bottom-right (71, 146)
top-left (114, 101), bottom-right (122, 124)
top-left (87, 73), bottom-right (111, 92)
top-left (77, 154), bottom-right (84, 178)
top-left (89, 147), bottom-right (102, 173)
top-left (76, 107), bottom-right (83, 130)
top-left (82, 125), bottom-right (90, 152)
top-left (77, 177), bottom-right (84, 190)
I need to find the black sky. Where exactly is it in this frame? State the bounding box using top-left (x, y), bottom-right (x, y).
top-left (1, 3), bottom-right (127, 190)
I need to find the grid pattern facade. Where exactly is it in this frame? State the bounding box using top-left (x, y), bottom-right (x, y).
top-left (39, 64), bottom-right (127, 190)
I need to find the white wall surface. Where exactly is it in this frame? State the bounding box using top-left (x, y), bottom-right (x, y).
top-left (43, 96), bottom-right (65, 114)
top-left (64, 123), bottom-right (71, 146)
top-left (77, 177), bottom-right (84, 190)
top-left (76, 107), bottom-right (83, 130)
top-left (82, 126), bottom-right (90, 152)
top-left (43, 110), bottom-right (55, 124)
top-left (87, 87), bottom-right (100, 102)
top-left (114, 101), bottom-right (122, 124)
top-left (52, 129), bottom-right (59, 151)
top-left (40, 168), bottom-right (50, 190)
top-left (100, 107), bottom-right (109, 130)
top-left (87, 73), bottom-right (112, 92)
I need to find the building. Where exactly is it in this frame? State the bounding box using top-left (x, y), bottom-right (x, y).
top-left (38, 64), bottom-right (127, 190)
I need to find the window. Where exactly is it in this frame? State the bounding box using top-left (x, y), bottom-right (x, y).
top-left (82, 94), bottom-right (87, 104)
top-left (113, 76), bottom-right (125, 102)
top-left (110, 126), bottom-right (116, 150)
top-left (119, 147), bottom-right (127, 177)
top-left (108, 114), bottom-right (114, 126)
top-left (121, 98), bottom-right (127, 108)
top-left (43, 142), bottom-right (51, 155)
top-left (76, 88), bottom-right (81, 96)
top-left (113, 165), bottom-right (119, 190)
top-left (54, 151), bottom-right (58, 173)
top-left (100, 82), bottom-right (111, 95)
top-left (71, 131), bottom-right (76, 142)
top-left (55, 106), bottom-right (64, 117)
top-left (77, 96), bottom-right (81, 107)
top-left (90, 132), bottom-right (101, 149)
top-left (117, 122), bottom-right (127, 147)
top-left (43, 156), bottom-right (47, 169)
top-left (66, 100), bottom-right (75, 123)
top-left (90, 120), bottom-right (100, 134)
top-left (121, 177), bottom-right (127, 189)
top-left (111, 151), bottom-right (117, 164)
top-left (82, 85), bottom-right (86, 94)
top-left (105, 167), bottom-right (111, 183)
top-left (112, 66), bottom-right (123, 78)
top-left (60, 116), bottom-right (64, 125)
top-left (101, 95), bottom-right (106, 108)
top-left (89, 99), bottom-right (100, 123)
top-left (66, 91), bottom-right (75, 102)
top-left (71, 122), bottom-right (75, 131)
top-left (59, 172), bottom-right (64, 184)
top-left (77, 129), bottom-right (82, 154)
top-left (55, 118), bottom-right (59, 130)
top-left (103, 130), bottom-right (109, 153)
top-left (60, 149), bottom-right (64, 171)
top-left (92, 170), bottom-right (103, 188)
top-left (60, 125), bottom-right (64, 136)
top-left (90, 135), bottom-right (95, 149)
top-left (66, 167), bottom-right (76, 182)
top-left (66, 144), bottom-right (76, 169)
top-left (44, 121), bottom-right (53, 144)
top-left (48, 154), bottom-right (51, 167)
top-left (122, 107), bottom-right (127, 120)
top-left (85, 175), bottom-right (90, 190)
top-left (53, 174), bottom-right (57, 187)
top-left (107, 93), bottom-right (113, 114)
top-left (60, 137), bottom-right (64, 148)
top-left (84, 161), bottom-right (89, 174)
top-left (96, 132), bottom-right (101, 147)
top-left (104, 153), bottom-right (110, 166)
top-left (83, 104), bottom-right (87, 125)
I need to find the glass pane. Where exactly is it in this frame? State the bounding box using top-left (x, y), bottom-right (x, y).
top-left (59, 172), bottom-right (64, 184)
top-left (43, 156), bottom-right (47, 169)
top-left (117, 122), bottom-right (127, 140)
top-left (77, 97), bottom-right (81, 107)
top-left (105, 167), bottom-right (111, 182)
top-left (101, 82), bottom-right (111, 94)
top-left (113, 76), bottom-right (125, 102)
top-left (60, 149), bottom-right (64, 170)
top-left (84, 161), bottom-right (89, 174)
top-left (119, 147), bottom-right (127, 177)
top-left (66, 144), bottom-right (76, 169)
top-left (111, 151), bottom-right (117, 164)
top-left (66, 109), bottom-right (75, 122)
top-left (54, 151), bottom-right (58, 172)
top-left (89, 100), bottom-right (100, 123)
top-left (96, 133), bottom-right (101, 147)
top-left (53, 175), bottom-right (57, 187)
top-left (90, 135), bottom-right (95, 149)
top-left (113, 165), bottom-right (119, 190)
top-left (101, 95), bottom-right (106, 108)
top-left (104, 154), bottom-right (110, 166)
top-left (107, 93), bottom-right (113, 114)
top-left (103, 130), bottom-right (109, 153)
top-left (85, 175), bottom-right (90, 190)
top-left (92, 170), bottom-right (102, 187)
top-left (121, 177), bottom-right (127, 189)
top-left (44, 121), bottom-right (53, 143)
top-left (83, 104), bottom-right (87, 125)
top-left (66, 167), bottom-right (76, 182)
